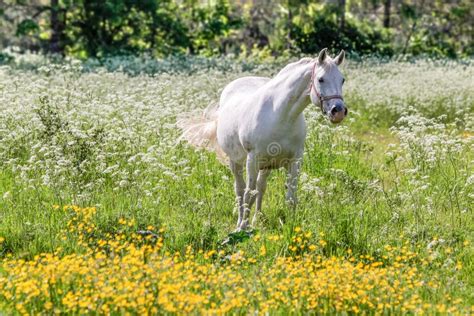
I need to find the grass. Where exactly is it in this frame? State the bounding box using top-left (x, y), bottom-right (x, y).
top-left (0, 55), bottom-right (473, 313)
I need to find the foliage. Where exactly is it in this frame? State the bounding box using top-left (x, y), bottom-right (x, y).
top-left (183, 0), bottom-right (243, 56)
top-left (0, 0), bottom-right (472, 58)
top-left (15, 18), bottom-right (39, 36)
top-left (396, 0), bottom-right (473, 57)
top-left (0, 51), bottom-right (13, 64)
top-left (290, 4), bottom-right (393, 56)
top-left (66, 0), bottom-right (191, 57)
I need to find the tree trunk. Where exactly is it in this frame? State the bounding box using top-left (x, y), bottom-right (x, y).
top-left (383, 0), bottom-right (391, 28)
top-left (339, 0), bottom-right (346, 30)
top-left (287, 0), bottom-right (292, 49)
top-left (402, 0), bottom-right (426, 54)
top-left (50, 0), bottom-right (63, 54)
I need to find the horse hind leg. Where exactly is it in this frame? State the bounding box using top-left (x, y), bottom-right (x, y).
top-left (230, 161), bottom-right (245, 228)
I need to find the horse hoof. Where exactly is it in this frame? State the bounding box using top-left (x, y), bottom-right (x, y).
top-left (238, 219), bottom-right (249, 231)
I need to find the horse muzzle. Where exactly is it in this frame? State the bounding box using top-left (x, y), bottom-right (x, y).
top-left (328, 103), bottom-right (347, 124)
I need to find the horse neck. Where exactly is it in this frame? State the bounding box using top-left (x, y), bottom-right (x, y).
top-left (271, 59), bottom-right (314, 122)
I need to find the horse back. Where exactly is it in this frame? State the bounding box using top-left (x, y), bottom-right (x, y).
top-left (219, 76), bottom-right (270, 109)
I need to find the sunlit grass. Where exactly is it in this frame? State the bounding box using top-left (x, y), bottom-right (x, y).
top-left (0, 205), bottom-right (471, 314)
top-left (0, 56), bottom-right (473, 313)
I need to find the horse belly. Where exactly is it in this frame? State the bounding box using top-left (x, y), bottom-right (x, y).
top-left (255, 117), bottom-right (307, 169)
top-left (257, 142), bottom-right (302, 169)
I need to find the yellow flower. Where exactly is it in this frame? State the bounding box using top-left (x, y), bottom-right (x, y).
top-left (0, 205), bottom-right (467, 315)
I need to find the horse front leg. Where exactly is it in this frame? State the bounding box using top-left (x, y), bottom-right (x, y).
top-left (239, 152), bottom-right (258, 230)
top-left (251, 169), bottom-right (271, 227)
top-left (285, 155), bottom-right (302, 209)
top-left (230, 161), bottom-right (245, 228)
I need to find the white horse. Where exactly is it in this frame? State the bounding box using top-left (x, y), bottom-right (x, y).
top-left (178, 48), bottom-right (347, 231)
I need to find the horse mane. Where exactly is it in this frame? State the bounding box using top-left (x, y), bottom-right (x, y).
top-left (272, 57), bottom-right (337, 85)
top-left (274, 57), bottom-right (314, 77)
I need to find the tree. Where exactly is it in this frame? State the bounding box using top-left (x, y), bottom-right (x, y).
top-left (1, 0), bottom-right (472, 58)
top-left (49, 0), bottom-right (66, 54)
top-left (383, 0), bottom-right (391, 28)
top-left (339, 0), bottom-right (346, 29)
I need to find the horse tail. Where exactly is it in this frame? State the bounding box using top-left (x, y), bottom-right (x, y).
top-left (177, 104), bottom-right (227, 163)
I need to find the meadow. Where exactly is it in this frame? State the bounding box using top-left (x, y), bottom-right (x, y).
top-left (0, 55), bottom-right (473, 314)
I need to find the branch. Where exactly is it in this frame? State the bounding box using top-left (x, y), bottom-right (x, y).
top-left (32, 6), bottom-right (51, 19)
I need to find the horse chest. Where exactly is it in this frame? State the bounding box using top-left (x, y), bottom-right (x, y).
top-left (241, 118), bottom-right (305, 169)
top-left (241, 108), bottom-right (305, 143)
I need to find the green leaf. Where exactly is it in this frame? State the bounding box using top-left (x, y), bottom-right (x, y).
top-left (220, 229), bottom-right (256, 246)
top-left (16, 19), bottom-right (39, 36)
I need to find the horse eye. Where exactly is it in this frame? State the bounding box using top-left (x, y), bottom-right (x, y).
top-left (342, 78), bottom-right (345, 84)
top-left (318, 78), bottom-right (324, 83)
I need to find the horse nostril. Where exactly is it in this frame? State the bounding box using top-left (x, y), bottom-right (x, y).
top-left (344, 108), bottom-right (348, 116)
top-left (331, 104), bottom-right (343, 115)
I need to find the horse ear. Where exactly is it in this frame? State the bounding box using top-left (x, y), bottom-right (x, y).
top-left (317, 48), bottom-right (328, 64)
top-left (334, 50), bottom-right (345, 65)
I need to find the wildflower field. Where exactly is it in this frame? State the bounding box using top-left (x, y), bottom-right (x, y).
top-left (0, 56), bottom-right (473, 314)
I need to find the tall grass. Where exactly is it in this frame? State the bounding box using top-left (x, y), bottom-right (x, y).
top-left (0, 56), bottom-right (472, 312)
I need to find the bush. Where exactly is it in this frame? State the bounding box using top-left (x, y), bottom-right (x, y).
top-left (0, 52), bottom-right (13, 65)
top-left (291, 6), bottom-right (393, 56)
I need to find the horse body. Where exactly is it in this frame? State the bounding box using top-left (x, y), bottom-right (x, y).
top-left (217, 75), bottom-right (306, 168)
top-left (178, 48), bottom-right (347, 231)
